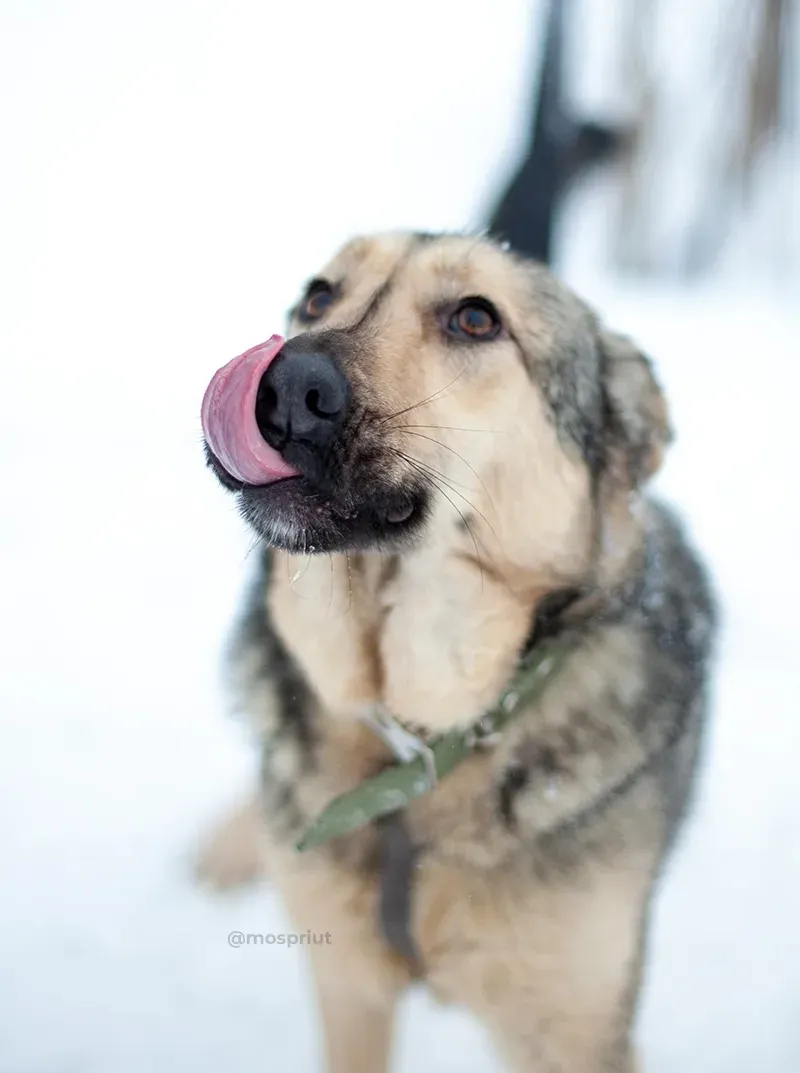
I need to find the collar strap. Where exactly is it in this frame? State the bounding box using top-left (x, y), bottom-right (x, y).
top-left (295, 636), bottom-right (576, 852)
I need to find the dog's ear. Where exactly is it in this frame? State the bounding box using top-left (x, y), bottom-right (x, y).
top-left (600, 329), bottom-right (672, 486)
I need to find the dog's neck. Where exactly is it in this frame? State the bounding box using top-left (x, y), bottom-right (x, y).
top-left (268, 555), bottom-right (616, 741)
top-left (268, 479), bottom-right (646, 736)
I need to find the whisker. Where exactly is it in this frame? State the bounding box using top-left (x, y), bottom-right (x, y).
top-left (395, 430), bottom-right (496, 509)
top-left (344, 549), bottom-right (354, 614)
top-left (396, 450), bottom-right (468, 493)
top-left (378, 359), bottom-right (475, 425)
top-left (288, 531), bottom-right (314, 591)
top-left (243, 531), bottom-right (263, 561)
top-left (396, 452), bottom-right (474, 491)
top-left (392, 423), bottom-right (499, 435)
top-left (395, 450), bottom-right (500, 545)
top-left (398, 454), bottom-right (485, 591)
top-left (326, 552), bottom-right (334, 614)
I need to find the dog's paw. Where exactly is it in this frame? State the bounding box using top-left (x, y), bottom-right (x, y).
top-left (193, 794), bottom-right (270, 892)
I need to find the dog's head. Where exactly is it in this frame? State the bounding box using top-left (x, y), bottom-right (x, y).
top-left (203, 233), bottom-right (670, 577)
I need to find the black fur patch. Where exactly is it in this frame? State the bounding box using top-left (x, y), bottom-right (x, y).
top-left (523, 587), bottom-right (582, 653)
top-left (499, 765), bottom-right (529, 826)
top-left (233, 545), bottom-right (317, 762)
top-left (536, 342), bottom-right (606, 477)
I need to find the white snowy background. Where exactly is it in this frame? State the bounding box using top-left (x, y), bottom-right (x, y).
top-left (1, 2), bottom-right (798, 1071)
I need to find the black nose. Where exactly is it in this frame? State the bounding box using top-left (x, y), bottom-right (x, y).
top-left (255, 347), bottom-right (349, 453)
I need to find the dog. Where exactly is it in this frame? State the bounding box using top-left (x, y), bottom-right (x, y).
top-left (197, 232), bottom-right (716, 1072)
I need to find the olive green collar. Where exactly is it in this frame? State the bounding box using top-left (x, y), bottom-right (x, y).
top-left (296, 636), bottom-right (575, 852)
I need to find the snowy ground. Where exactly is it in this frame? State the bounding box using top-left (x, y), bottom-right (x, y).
top-left (1, 3), bottom-right (799, 1071)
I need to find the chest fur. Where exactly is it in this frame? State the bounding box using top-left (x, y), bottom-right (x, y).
top-left (268, 547), bottom-right (537, 736)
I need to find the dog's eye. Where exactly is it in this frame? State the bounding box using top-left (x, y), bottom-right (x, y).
top-left (447, 298), bottom-right (501, 341)
top-left (298, 280), bottom-right (336, 322)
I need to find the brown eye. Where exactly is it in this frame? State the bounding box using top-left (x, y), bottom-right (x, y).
top-left (298, 280), bottom-right (336, 322)
top-left (447, 298), bottom-right (501, 340)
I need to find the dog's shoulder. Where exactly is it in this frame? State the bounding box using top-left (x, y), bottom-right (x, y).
top-left (487, 495), bottom-right (717, 867)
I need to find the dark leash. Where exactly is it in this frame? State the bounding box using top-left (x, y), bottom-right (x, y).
top-left (295, 634), bottom-right (578, 973)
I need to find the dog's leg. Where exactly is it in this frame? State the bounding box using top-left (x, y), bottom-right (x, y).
top-left (473, 918), bottom-right (645, 1073)
top-left (471, 932), bottom-right (644, 1073)
top-left (279, 859), bottom-right (411, 1073)
top-left (421, 860), bottom-right (650, 1073)
top-left (312, 972), bottom-right (398, 1073)
top-left (193, 792), bottom-right (269, 890)
top-left (491, 1035), bottom-right (640, 1073)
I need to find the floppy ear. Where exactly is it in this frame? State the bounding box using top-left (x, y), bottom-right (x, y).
top-left (600, 329), bottom-right (672, 487)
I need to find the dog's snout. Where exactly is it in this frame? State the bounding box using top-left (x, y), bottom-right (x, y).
top-left (256, 348), bottom-right (349, 452)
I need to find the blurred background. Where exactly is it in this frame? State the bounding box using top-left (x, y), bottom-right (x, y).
top-left (0, 1), bottom-right (798, 1071)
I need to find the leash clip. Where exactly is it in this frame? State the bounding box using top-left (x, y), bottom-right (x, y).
top-left (364, 704), bottom-right (439, 790)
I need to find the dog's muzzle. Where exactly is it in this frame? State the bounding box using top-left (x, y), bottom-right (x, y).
top-left (199, 332), bottom-right (349, 489)
top-left (201, 336), bottom-right (297, 485)
top-left (201, 336), bottom-right (350, 488)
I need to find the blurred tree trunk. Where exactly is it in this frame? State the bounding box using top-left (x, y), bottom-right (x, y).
top-left (741, 0), bottom-right (790, 185)
top-left (610, 0), bottom-right (797, 277)
top-left (614, 0), bottom-right (658, 274)
top-left (487, 0), bottom-right (629, 265)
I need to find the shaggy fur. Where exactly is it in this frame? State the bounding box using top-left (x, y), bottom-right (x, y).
top-left (197, 233), bottom-right (716, 1073)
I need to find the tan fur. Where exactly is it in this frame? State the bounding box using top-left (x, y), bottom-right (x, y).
top-left (194, 794), bottom-right (269, 891)
top-left (416, 856), bottom-right (651, 1072)
top-left (272, 236), bottom-right (602, 734)
top-left (199, 235), bottom-right (708, 1072)
top-left (227, 776), bottom-right (654, 1072)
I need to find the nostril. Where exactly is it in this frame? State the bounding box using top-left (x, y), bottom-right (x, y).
top-left (255, 378), bottom-right (280, 436)
top-left (257, 381), bottom-right (277, 412)
top-left (305, 387), bottom-right (340, 419)
top-left (255, 348), bottom-right (349, 453)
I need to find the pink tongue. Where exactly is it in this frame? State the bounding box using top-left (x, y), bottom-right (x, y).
top-left (201, 335), bottom-right (300, 486)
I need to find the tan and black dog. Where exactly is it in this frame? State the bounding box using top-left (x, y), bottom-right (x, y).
top-left (197, 233), bottom-right (716, 1073)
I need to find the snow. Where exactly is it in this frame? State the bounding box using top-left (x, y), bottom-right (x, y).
top-left (1, 3), bottom-right (798, 1071)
